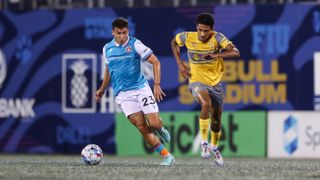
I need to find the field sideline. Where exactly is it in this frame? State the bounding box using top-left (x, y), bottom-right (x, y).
top-left (0, 155), bottom-right (319, 180)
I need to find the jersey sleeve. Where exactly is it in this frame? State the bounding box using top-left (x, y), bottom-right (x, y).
top-left (215, 33), bottom-right (232, 49)
top-left (134, 40), bottom-right (153, 61)
top-left (102, 45), bottom-right (109, 64)
top-left (175, 32), bottom-right (187, 47)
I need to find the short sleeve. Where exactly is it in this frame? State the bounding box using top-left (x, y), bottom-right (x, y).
top-left (175, 32), bottom-right (187, 47)
top-left (102, 45), bottom-right (109, 64)
top-left (134, 40), bottom-right (153, 61)
top-left (215, 33), bottom-right (232, 49)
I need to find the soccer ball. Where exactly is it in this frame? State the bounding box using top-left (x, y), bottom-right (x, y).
top-left (81, 144), bottom-right (103, 165)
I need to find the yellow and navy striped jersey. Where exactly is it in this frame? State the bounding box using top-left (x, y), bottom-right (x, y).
top-left (175, 31), bottom-right (232, 86)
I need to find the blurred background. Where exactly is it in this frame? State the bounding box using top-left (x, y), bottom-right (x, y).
top-left (0, 0), bottom-right (319, 159)
top-left (1, 0), bottom-right (320, 9)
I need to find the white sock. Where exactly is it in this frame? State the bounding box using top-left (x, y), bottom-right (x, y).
top-left (201, 140), bottom-right (208, 145)
top-left (211, 144), bottom-right (218, 150)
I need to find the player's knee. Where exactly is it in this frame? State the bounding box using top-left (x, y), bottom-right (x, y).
top-left (201, 101), bottom-right (212, 110)
top-left (130, 118), bottom-right (145, 131)
top-left (147, 118), bottom-right (162, 130)
top-left (135, 123), bottom-right (149, 134)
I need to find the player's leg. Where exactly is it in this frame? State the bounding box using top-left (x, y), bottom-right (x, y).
top-left (138, 85), bottom-right (171, 143)
top-left (127, 111), bottom-right (160, 147)
top-left (208, 83), bottom-right (224, 167)
top-left (190, 82), bottom-right (212, 159)
top-left (116, 91), bottom-right (174, 165)
top-left (196, 90), bottom-right (213, 159)
top-left (189, 82), bottom-right (212, 159)
top-left (145, 113), bottom-right (171, 144)
top-left (210, 106), bottom-right (222, 149)
top-left (127, 112), bottom-right (175, 166)
top-left (209, 105), bottom-right (224, 167)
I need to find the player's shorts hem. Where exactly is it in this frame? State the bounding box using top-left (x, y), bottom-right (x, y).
top-left (189, 82), bottom-right (224, 107)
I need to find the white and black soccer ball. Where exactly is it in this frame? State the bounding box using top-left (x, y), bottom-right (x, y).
top-left (81, 144), bottom-right (103, 165)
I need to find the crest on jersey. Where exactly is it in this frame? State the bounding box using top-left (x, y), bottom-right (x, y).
top-left (125, 46), bottom-right (132, 53)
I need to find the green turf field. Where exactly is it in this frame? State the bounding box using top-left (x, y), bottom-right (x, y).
top-left (0, 155), bottom-right (319, 180)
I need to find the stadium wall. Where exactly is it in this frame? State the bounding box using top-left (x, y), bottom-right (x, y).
top-left (0, 4), bottom-right (319, 156)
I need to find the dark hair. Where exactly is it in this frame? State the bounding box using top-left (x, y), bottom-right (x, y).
top-left (196, 13), bottom-right (214, 27)
top-left (112, 17), bottom-right (128, 29)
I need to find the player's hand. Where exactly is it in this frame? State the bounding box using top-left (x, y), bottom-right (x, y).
top-left (203, 53), bottom-right (214, 59)
top-left (153, 84), bottom-right (166, 102)
top-left (95, 89), bottom-right (105, 102)
top-left (204, 53), bottom-right (219, 60)
top-left (179, 66), bottom-right (191, 78)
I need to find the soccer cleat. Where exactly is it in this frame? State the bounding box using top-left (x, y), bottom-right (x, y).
top-left (201, 142), bottom-right (211, 159)
top-left (211, 147), bottom-right (224, 167)
top-left (156, 127), bottom-right (171, 144)
top-left (160, 154), bottom-right (175, 166)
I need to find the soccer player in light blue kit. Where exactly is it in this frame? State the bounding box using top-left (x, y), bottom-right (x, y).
top-left (95, 17), bottom-right (175, 165)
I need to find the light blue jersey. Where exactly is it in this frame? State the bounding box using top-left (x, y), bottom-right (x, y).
top-left (102, 36), bottom-right (153, 96)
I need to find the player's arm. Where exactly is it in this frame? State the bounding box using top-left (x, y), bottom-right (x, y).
top-left (171, 37), bottom-right (191, 78)
top-left (204, 33), bottom-right (240, 59)
top-left (95, 65), bottom-right (110, 102)
top-left (134, 39), bottom-right (166, 102)
top-left (205, 43), bottom-right (240, 59)
top-left (147, 54), bottom-right (166, 102)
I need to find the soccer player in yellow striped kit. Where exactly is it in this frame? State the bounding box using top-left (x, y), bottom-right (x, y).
top-left (171, 13), bottom-right (240, 167)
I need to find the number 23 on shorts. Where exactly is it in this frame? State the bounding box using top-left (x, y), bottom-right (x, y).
top-left (142, 96), bottom-right (156, 106)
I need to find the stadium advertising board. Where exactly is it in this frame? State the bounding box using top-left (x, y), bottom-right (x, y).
top-left (116, 111), bottom-right (266, 157)
top-left (268, 111), bottom-right (320, 158)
